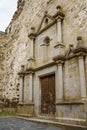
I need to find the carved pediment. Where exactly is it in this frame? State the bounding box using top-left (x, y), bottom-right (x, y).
top-left (37, 12), bottom-right (55, 34)
top-left (28, 6), bottom-right (65, 37)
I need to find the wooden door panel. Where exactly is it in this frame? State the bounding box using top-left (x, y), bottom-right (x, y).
top-left (41, 76), bottom-right (48, 114)
top-left (48, 75), bottom-right (55, 114)
top-left (41, 74), bottom-right (55, 114)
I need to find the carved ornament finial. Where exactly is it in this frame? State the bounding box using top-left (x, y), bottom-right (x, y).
top-left (77, 36), bottom-right (82, 41)
top-left (31, 27), bottom-right (35, 33)
top-left (21, 65), bottom-right (25, 70)
top-left (56, 5), bottom-right (61, 11)
top-left (77, 36), bottom-right (83, 48)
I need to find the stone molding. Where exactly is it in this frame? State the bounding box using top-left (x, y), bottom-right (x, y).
top-left (53, 55), bottom-right (65, 63)
top-left (25, 69), bottom-right (35, 74)
top-left (73, 47), bottom-right (87, 54)
top-left (56, 100), bottom-right (84, 105)
top-left (18, 102), bottom-right (34, 106)
top-left (28, 57), bottom-right (35, 61)
top-left (54, 43), bottom-right (65, 48)
top-left (18, 69), bottom-right (35, 75)
top-left (18, 72), bottom-right (25, 76)
top-left (18, 43), bottom-right (87, 76)
top-left (18, 46), bottom-right (87, 76)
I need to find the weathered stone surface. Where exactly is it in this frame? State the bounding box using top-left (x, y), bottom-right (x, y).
top-left (0, 0), bottom-right (87, 126)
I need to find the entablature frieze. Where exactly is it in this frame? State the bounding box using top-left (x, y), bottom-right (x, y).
top-left (18, 38), bottom-right (87, 76)
top-left (73, 47), bottom-right (87, 54)
top-left (18, 53), bottom-right (87, 76)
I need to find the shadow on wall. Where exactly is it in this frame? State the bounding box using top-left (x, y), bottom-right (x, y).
top-left (0, 97), bottom-right (19, 108)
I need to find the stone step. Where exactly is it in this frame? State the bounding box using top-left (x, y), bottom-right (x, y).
top-left (16, 113), bottom-right (33, 118)
top-left (16, 116), bottom-right (87, 129)
top-left (38, 115), bottom-right (55, 120)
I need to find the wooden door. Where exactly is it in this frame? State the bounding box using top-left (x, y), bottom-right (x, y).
top-left (41, 74), bottom-right (55, 114)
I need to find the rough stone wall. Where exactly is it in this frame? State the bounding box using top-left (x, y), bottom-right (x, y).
top-left (0, 33), bottom-right (8, 99)
top-left (0, 0), bottom-right (87, 102)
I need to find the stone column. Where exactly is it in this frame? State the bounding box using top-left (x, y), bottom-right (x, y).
top-left (28, 27), bottom-right (35, 59)
top-left (56, 61), bottom-right (64, 101)
top-left (19, 75), bottom-right (24, 102)
top-left (54, 6), bottom-right (65, 55)
top-left (56, 5), bottom-right (65, 44)
top-left (18, 65), bottom-right (25, 103)
top-left (30, 37), bottom-right (34, 58)
top-left (57, 19), bottom-right (62, 43)
top-left (78, 55), bottom-right (87, 100)
top-left (29, 73), bottom-right (33, 101)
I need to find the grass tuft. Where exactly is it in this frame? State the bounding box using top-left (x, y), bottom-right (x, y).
top-left (0, 111), bottom-right (14, 116)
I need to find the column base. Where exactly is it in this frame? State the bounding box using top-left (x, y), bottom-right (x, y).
top-left (81, 97), bottom-right (87, 101)
top-left (18, 101), bottom-right (34, 105)
top-left (17, 101), bottom-right (35, 116)
top-left (56, 99), bottom-right (64, 104)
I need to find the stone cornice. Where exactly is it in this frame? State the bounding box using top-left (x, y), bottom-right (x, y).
top-left (25, 67), bottom-right (35, 74)
top-left (53, 55), bottom-right (65, 63)
top-left (18, 47), bottom-right (87, 76)
top-left (56, 100), bottom-right (84, 105)
top-left (18, 102), bottom-right (34, 106)
top-left (17, 71), bottom-right (25, 76)
top-left (54, 43), bottom-right (65, 48)
top-left (73, 47), bottom-right (87, 54)
top-left (35, 62), bottom-right (55, 71)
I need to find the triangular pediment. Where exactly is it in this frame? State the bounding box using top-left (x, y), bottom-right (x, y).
top-left (37, 12), bottom-right (55, 33)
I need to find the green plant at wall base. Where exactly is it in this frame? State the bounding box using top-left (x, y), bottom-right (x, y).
top-left (0, 111), bottom-right (14, 116)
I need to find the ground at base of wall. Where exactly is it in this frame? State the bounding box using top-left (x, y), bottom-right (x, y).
top-left (15, 116), bottom-right (87, 130)
top-left (0, 111), bottom-right (15, 116)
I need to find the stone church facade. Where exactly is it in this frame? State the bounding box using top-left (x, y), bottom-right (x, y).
top-left (0, 0), bottom-right (87, 126)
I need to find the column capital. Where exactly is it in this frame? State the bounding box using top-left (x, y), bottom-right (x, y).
top-left (54, 5), bottom-right (65, 21)
top-left (56, 18), bottom-right (62, 22)
top-left (18, 72), bottom-right (25, 76)
top-left (19, 74), bottom-right (25, 77)
top-left (53, 55), bottom-right (65, 64)
top-left (26, 58), bottom-right (35, 72)
top-left (18, 65), bottom-right (25, 76)
top-left (28, 33), bottom-right (36, 40)
top-left (28, 27), bottom-right (36, 39)
top-left (76, 52), bottom-right (86, 59)
top-left (78, 54), bottom-right (85, 60)
top-left (26, 68), bottom-right (35, 74)
top-left (73, 47), bottom-right (87, 57)
top-left (56, 60), bottom-right (64, 65)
